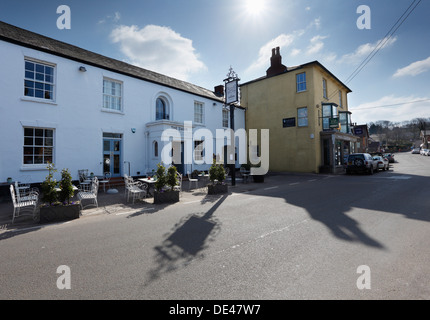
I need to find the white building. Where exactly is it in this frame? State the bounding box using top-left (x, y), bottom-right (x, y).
top-left (0, 21), bottom-right (245, 184)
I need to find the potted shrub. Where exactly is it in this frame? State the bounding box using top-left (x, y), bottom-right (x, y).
top-left (39, 164), bottom-right (81, 223)
top-left (208, 159), bottom-right (228, 195)
top-left (153, 163), bottom-right (180, 204)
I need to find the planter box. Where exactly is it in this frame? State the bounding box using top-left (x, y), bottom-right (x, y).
top-left (154, 190), bottom-right (180, 204)
top-left (252, 175), bottom-right (265, 183)
top-left (39, 203), bottom-right (81, 224)
top-left (207, 184), bottom-right (228, 195)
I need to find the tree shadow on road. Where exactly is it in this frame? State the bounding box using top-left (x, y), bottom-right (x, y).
top-left (143, 193), bottom-right (228, 286)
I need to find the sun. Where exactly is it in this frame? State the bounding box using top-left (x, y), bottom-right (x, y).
top-left (244, 0), bottom-right (266, 16)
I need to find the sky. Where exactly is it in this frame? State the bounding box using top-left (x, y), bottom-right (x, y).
top-left (1, 0), bottom-right (429, 125)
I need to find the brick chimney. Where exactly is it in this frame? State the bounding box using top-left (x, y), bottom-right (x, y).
top-left (266, 46), bottom-right (287, 77)
top-left (214, 85), bottom-right (224, 97)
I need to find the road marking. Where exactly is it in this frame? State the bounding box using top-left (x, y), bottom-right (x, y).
top-left (308, 179), bottom-right (317, 182)
top-left (289, 182), bottom-right (300, 186)
top-left (115, 208), bottom-right (154, 215)
top-left (264, 186), bottom-right (279, 191)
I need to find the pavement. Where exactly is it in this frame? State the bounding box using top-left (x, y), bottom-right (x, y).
top-left (0, 175), bottom-right (274, 233)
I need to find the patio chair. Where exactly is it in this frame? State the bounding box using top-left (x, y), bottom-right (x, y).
top-left (99, 172), bottom-right (111, 192)
top-left (240, 167), bottom-right (250, 183)
top-left (77, 176), bottom-right (99, 209)
top-left (10, 184), bottom-right (38, 223)
top-left (187, 172), bottom-right (199, 190)
top-left (125, 177), bottom-right (147, 203)
top-left (78, 169), bottom-right (91, 191)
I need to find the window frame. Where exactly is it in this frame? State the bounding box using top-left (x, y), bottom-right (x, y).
top-left (24, 58), bottom-right (56, 102)
top-left (297, 107), bottom-right (308, 127)
top-left (23, 127), bottom-right (55, 166)
top-left (103, 78), bottom-right (123, 112)
top-left (194, 101), bottom-right (205, 124)
top-left (222, 109), bottom-right (229, 128)
top-left (296, 72), bottom-right (307, 93)
top-left (155, 97), bottom-right (170, 121)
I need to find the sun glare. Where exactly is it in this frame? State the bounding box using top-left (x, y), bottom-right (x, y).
top-left (245, 0), bottom-right (266, 16)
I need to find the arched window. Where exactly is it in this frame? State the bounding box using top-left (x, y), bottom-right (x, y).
top-left (156, 98), bottom-right (169, 120)
top-left (153, 141), bottom-right (159, 157)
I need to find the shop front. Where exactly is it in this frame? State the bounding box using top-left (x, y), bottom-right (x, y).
top-left (320, 131), bottom-right (359, 174)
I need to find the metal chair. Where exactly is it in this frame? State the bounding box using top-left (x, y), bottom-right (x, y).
top-left (78, 169), bottom-right (91, 191)
top-left (99, 172), bottom-right (111, 192)
top-left (240, 167), bottom-right (250, 183)
top-left (187, 172), bottom-right (199, 190)
top-left (124, 176), bottom-right (147, 203)
top-left (10, 184), bottom-right (38, 223)
top-left (77, 177), bottom-right (99, 209)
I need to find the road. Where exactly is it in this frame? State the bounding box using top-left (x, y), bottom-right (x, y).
top-left (1, 152), bottom-right (429, 300)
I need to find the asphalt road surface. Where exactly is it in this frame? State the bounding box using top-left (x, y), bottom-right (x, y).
top-left (1, 152), bottom-right (429, 300)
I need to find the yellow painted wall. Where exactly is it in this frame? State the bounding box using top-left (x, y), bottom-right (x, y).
top-left (242, 63), bottom-right (350, 173)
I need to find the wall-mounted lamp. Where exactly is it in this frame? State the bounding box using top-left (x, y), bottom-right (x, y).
top-left (131, 128), bottom-right (136, 133)
top-left (79, 66), bottom-right (87, 72)
top-left (213, 103), bottom-right (217, 107)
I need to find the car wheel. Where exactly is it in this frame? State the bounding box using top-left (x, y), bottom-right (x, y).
top-left (369, 166), bottom-right (373, 175)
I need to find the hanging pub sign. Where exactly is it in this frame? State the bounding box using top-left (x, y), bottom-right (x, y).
top-left (329, 117), bottom-right (339, 128)
top-left (225, 79), bottom-right (239, 104)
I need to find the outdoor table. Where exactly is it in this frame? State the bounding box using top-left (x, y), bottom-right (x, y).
top-left (138, 178), bottom-right (157, 196)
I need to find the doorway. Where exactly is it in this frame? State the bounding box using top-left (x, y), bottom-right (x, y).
top-left (103, 133), bottom-right (122, 177)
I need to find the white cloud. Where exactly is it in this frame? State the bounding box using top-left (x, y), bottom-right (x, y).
top-left (393, 56), bottom-right (430, 78)
top-left (350, 95), bottom-right (430, 124)
top-left (340, 36), bottom-right (397, 64)
top-left (291, 48), bottom-right (301, 57)
top-left (98, 11), bottom-right (121, 24)
top-left (244, 33), bottom-right (296, 74)
top-left (306, 35), bottom-right (327, 55)
top-left (110, 25), bottom-right (206, 81)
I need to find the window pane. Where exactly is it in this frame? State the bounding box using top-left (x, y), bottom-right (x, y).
top-left (25, 71), bottom-right (34, 79)
top-left (45, 129), bottom-right (53, 137)
top-left (34, 156), bottom-right (43, 164)
top-left (24, 147), bottom-right (33, 155)
top-left (103, 140), bottom-right (110, 152)
top-left (35, 129), bottom-right (44, 137)
top-left (35, 64), bottom-right (44, 73)
top-left (24, 128), bottom-right (33, 136)
top-left (35, 72), bottom-right (44, 81)
top-left (24, 156), bottom-right (33, 164)
top-left (45, 137), bottom-right (53, 147)
top-left (25, 61), bottom-right (34, 71)
top-left (35, 90), bottom-right (43, 98)
top-left (24, 137), bottom-right (33, 145)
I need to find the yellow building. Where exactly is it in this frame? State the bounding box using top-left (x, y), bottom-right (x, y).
top-left (240, 47), bottom-right (358, 174)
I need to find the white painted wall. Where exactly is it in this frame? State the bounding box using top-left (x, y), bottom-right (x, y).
top-left (0, 40), bottom-right (245, 184)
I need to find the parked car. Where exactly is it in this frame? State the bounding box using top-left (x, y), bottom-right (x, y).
top-left (372, 156), bottom-right (389, 171)
top-left (346, 153), bottom-right (378, 175)
top-left (425, 149), bottom-right (430, 156)
top-left (420, 148), bottom-right (429, 156)
top-left (383, 153), bottom-right (395, 163)
top-left (411, 148), bottom-right (420, 154)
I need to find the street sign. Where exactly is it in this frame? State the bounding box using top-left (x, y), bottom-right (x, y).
top-left (225, 79), bottom-right (238, 104)
top-left (329, 117), bottom-right (339, 128)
